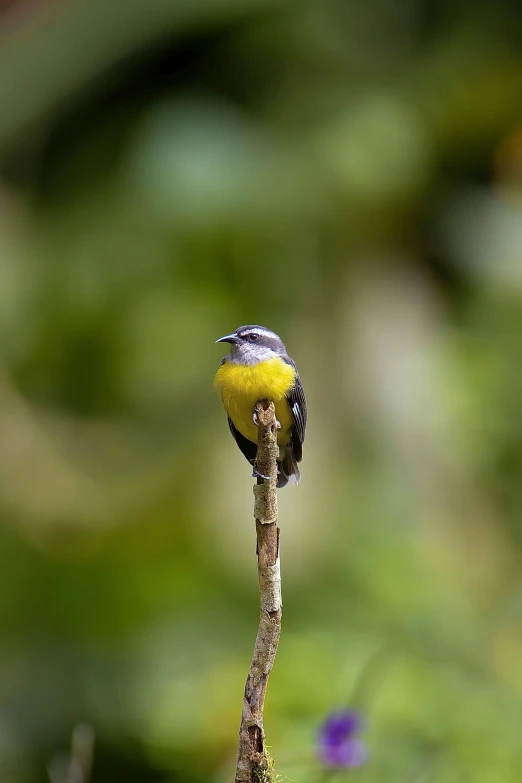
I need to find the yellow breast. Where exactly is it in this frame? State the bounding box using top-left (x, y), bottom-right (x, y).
top-left (214, 357), bottom-right (296, 445)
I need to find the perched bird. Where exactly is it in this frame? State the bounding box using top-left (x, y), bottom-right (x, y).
top-left (214, 325), bottom-right (306, 488)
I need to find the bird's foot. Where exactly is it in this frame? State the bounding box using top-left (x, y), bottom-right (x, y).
top-left (250, 459), bottom-right (271, 481)
top-left (253, 409), bottom-right (281, 430)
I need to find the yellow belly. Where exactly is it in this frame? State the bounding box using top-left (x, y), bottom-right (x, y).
top-left (214, 357), bottom-right (296, 446)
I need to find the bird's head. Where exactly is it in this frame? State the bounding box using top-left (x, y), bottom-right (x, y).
top-left (216, 325), bottom-right (287, 364)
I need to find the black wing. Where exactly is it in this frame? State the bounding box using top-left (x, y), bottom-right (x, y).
top-left (283, 359), bottom-right (307, 462)
top-left (227, 417), bottom-right (257, 464)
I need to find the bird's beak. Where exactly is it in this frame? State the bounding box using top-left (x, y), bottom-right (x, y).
top-left (215, 333), bottom-right (239, 344)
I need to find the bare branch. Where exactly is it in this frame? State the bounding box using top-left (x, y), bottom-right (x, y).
top-left (235, 400), bottom-right (282, 783)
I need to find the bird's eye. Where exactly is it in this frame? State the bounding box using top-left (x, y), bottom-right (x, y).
top-left (249, 333), bottom-right (259, 341)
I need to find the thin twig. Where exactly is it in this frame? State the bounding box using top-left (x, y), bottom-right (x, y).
top-left (48, 723), bottom-right (95, 783)
top-left (235, 400), bottom-right (282, 783)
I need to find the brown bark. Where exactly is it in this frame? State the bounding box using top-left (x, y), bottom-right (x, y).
top-left (235, 400), bottom-right (282, 783)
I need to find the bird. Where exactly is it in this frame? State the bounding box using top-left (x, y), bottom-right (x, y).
top-left (214, 325), bottom-right (306, 488)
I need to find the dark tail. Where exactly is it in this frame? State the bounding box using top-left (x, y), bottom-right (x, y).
top-left (277, 447), bottom-right (300, 489)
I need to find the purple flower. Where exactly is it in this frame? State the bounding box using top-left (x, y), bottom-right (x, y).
top-left (318, 710), bottom-right (368, 769)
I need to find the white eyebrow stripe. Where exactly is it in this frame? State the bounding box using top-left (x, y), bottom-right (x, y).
top-left (241, 328), bottom-right (275, 340)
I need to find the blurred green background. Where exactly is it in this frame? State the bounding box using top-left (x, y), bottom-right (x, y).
top-left (0, 0), bottom-right (521, 781)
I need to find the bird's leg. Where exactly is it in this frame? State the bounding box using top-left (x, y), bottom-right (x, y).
top-left (249, 459), bottom-right (271, 481)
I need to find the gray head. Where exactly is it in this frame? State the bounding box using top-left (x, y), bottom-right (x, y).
top-left (216, 325), bottom-right (287, 364)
